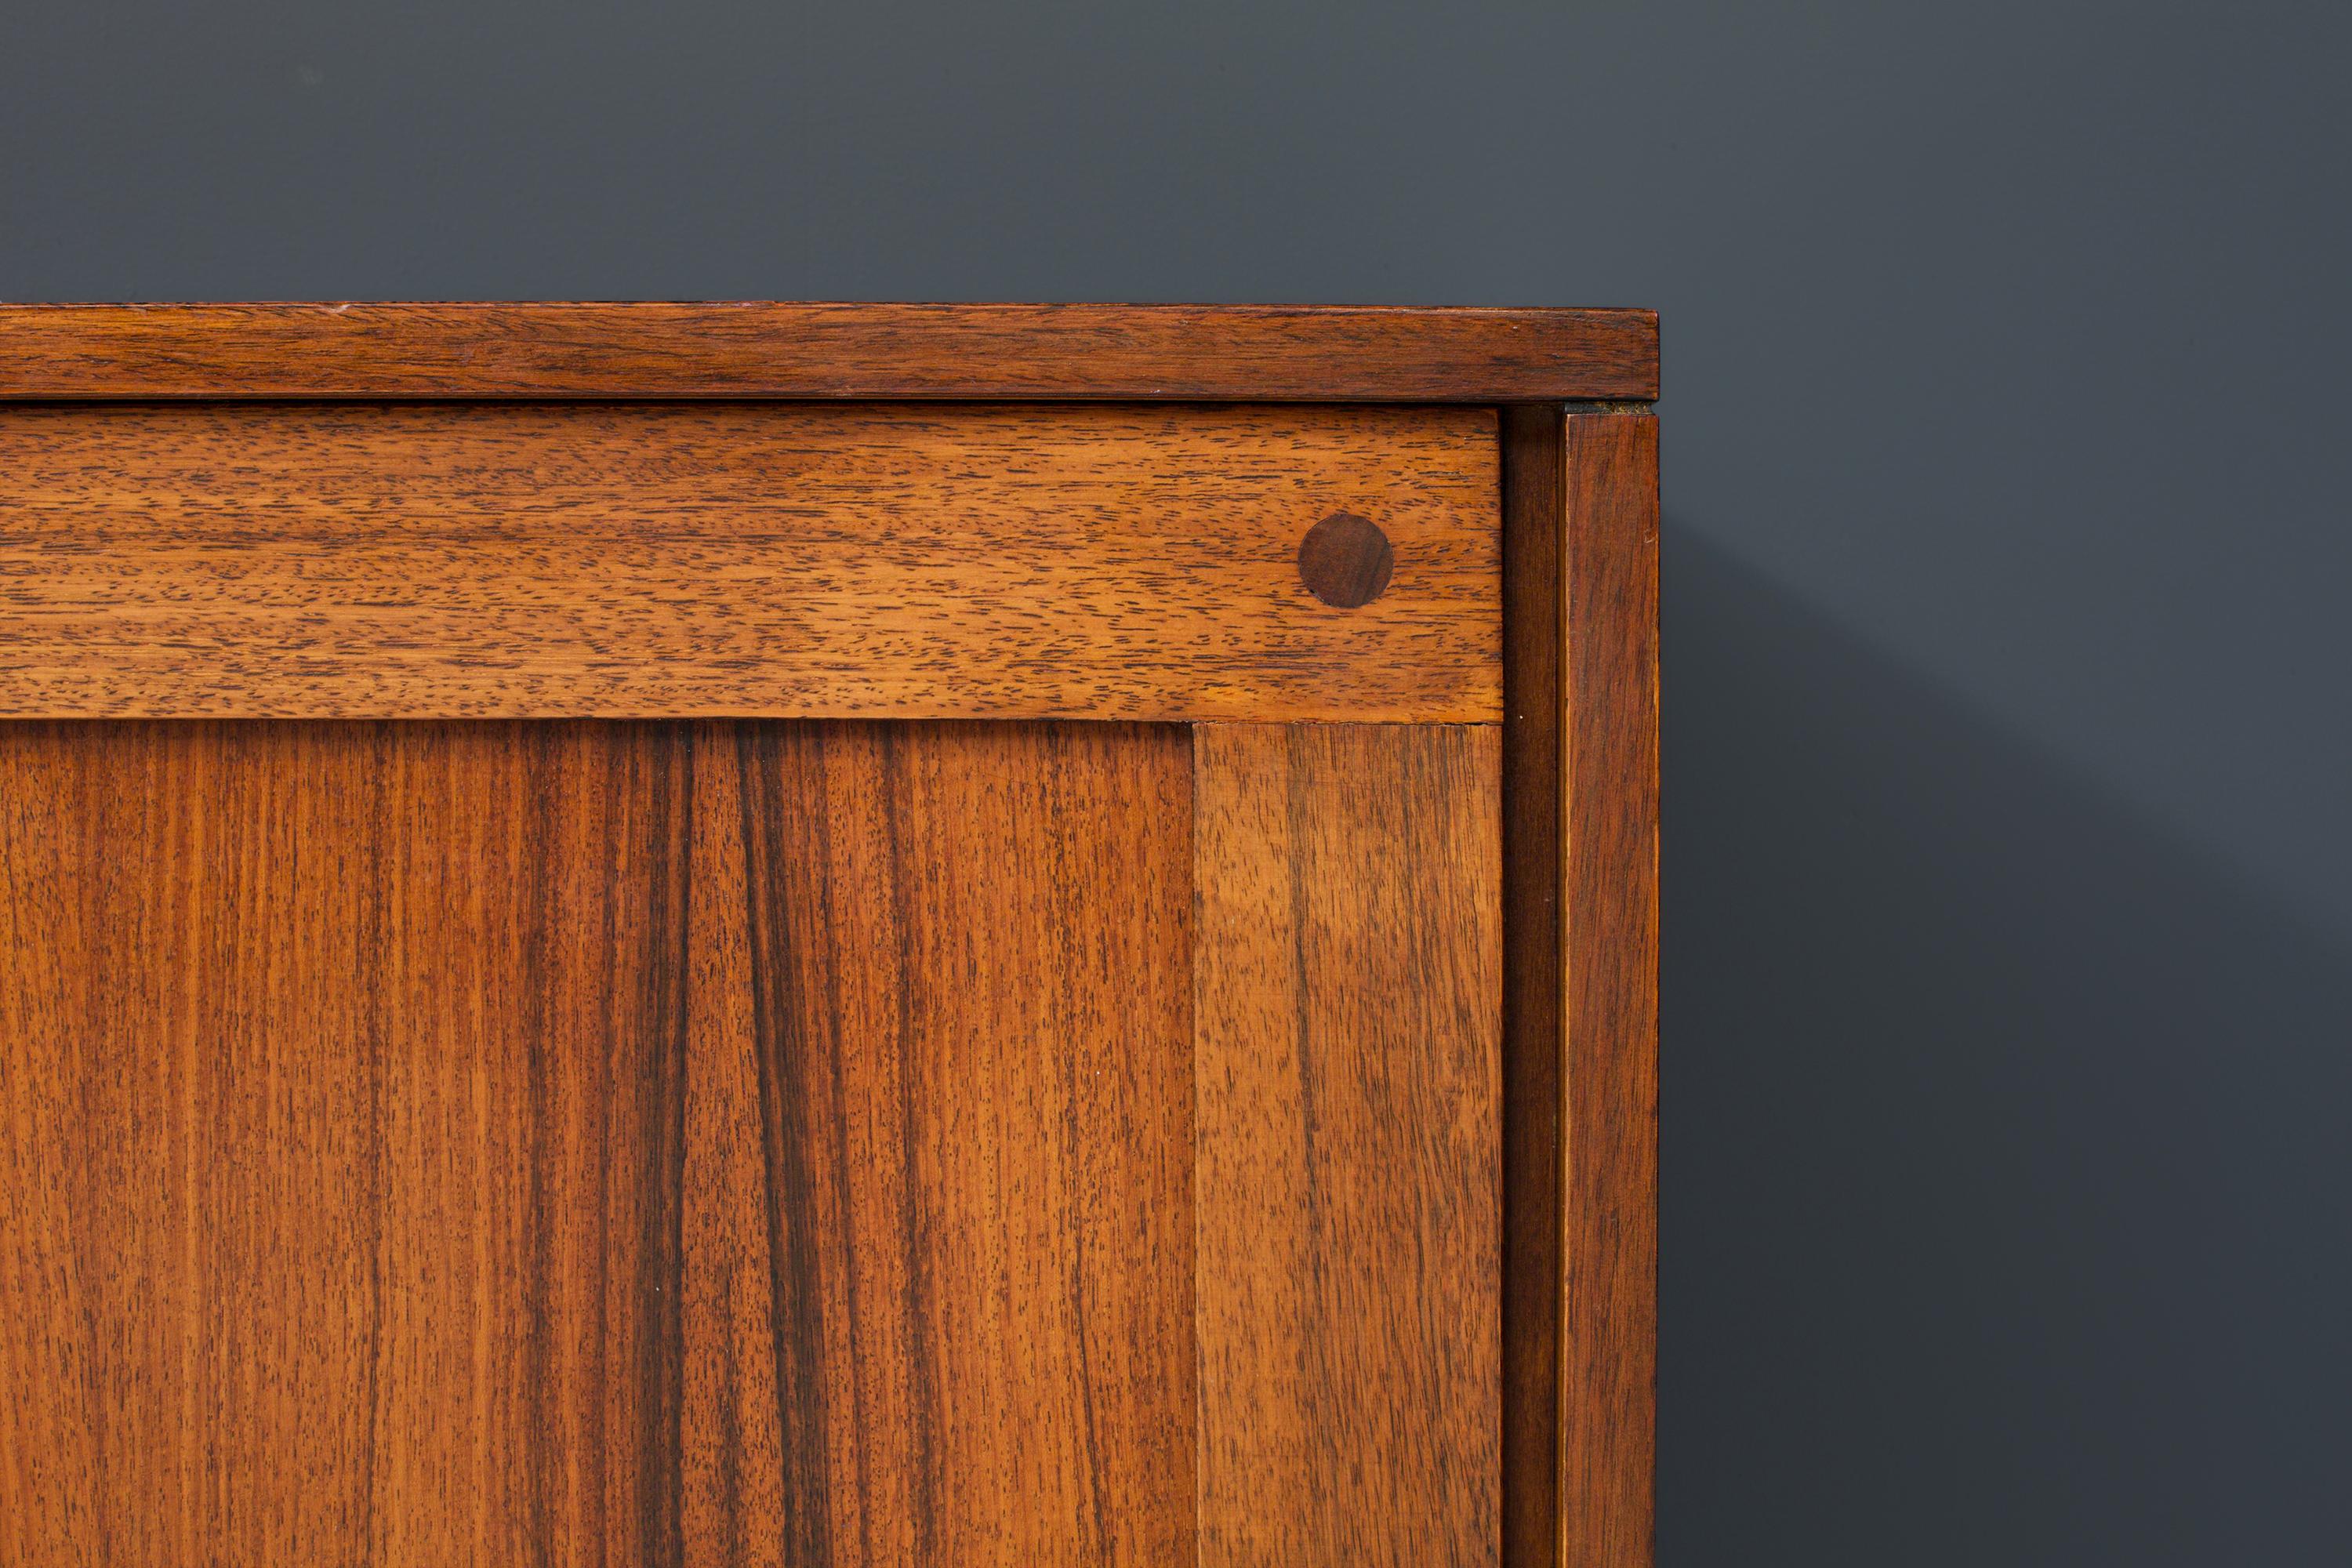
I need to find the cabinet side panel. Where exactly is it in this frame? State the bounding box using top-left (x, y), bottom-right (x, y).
top-left (1561, 412), bottom-right (1660, 1568)
top-left (1193, 722), bottom-right (1502, 1566)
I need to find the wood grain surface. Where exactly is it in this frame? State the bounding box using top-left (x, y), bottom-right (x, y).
top-left (0, 719), bottom-right (1195, 1566)
top-left (0, 402), bottom-right (1501, 722)
top-left (678, 721), bottom-right (1196, 1565)
top-left (1556, 412), bottom-right (1659, 1568)
top-left (1192, 723), bottom-right (1502, 1566)
top-left (0, 721), bottom-right (692, 1565)
top-left (0, 303), bottom-right (1659, 403)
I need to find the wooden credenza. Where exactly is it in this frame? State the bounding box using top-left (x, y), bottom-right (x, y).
top-left (0, 303), bottom-right (1657, 1566)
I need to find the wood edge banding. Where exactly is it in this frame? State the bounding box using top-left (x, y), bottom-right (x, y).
top-left (0, 302), bottom-right (1659, 402)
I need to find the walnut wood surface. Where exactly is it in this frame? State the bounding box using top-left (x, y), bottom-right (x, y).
top-left (1192, 723), bottom-right (1502, 1566)
top-left (0, 303), bottom-right (1657, 402)
top-left (0, 402), bottom-right (1500, 721)
top-left (0, 719), bottom-right (1195, 1566)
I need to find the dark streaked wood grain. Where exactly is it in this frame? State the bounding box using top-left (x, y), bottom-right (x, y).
top-left (1192, 722), bottom-right (1502, 1566)
top-left (0, 401), bottom-right (1500, 722)
top-left (1557, 412), bottom-right (1659, 1568)
top-left (0, 720), bottom-right (694, 1566)
top-left (681, 720), bottom-right (1197, 1565)
top-left (0, 719), bottom-right (1195, 1566)
top-left (0, 302), bottom-right (1658, 402)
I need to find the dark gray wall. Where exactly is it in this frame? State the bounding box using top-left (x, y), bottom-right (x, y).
top-left (7, 2), bottom-right (2347, 1559)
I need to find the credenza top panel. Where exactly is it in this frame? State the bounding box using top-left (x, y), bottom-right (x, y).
top-left (0, 302), bottom-right (1657, 403)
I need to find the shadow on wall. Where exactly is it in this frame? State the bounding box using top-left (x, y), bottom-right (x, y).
top-left (1661, 528), bottom-right (2352, 1566)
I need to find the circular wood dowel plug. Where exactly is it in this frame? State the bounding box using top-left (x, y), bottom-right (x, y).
top-left (1297, 511), bottom-right (1395, 608)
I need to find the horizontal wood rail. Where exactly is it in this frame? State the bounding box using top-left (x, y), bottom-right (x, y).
top-left (0, 401), bottom-right (1500, 720)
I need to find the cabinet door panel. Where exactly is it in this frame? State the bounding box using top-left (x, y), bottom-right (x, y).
top-left (0, 720), bottom-right (1195, 1566)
